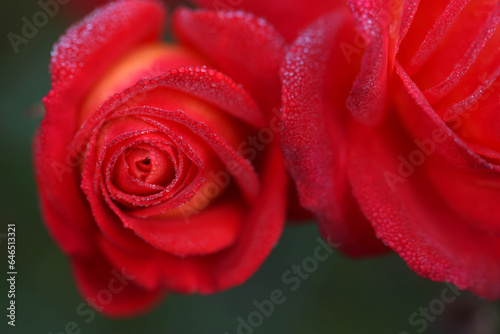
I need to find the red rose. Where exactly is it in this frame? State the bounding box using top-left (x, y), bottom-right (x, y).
top-left (281, 0), bottom-right (500, 298)
top-left (34, 0), bottom-right (287, 316)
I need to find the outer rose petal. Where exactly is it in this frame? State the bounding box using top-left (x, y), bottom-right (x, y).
top-left (35, 0), bottom-right (165, 257)
top-left (192, 0), bottom-right (340, 42)
top-left (49, 0), bottom-right (165, 92)
top-left (281, 11), bottom-right (387, 256)
top-left (64, 0), bottom-right (183, 19)
top-left (173, 8), bottom-right (286, 112)
top-left (208, 141), bottom-right (286, 290)
top-left (347, 112), bottom-right (500, 299)
top-left (72, 253), bottom-right (164, 317)
top-left (80, 44), bottom-right (267, 129)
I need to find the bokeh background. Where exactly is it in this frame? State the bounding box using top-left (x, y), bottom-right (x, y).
top-left (1, 1), bottom-right (499, 333)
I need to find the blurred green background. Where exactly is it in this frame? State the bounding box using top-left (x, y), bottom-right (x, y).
top-left (1, 1), bottom-right (499, 333)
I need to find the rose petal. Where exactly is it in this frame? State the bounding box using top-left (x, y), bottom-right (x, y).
top-left (98, 235), bottom-right (162, 291)
top-left (348, 114), bottom-right (500, 299)
top-left (72, 253), bottom-right (164, 317)
top-left (436, 62), bottom-right (500, 121)
top-left (395, 62), bottom-right (500, 173)
top-left (33, 146), bottom-right (95, 256)
top-left (346, 0), bottom-right (402, 124)
top-left (173, 8), bottom-right (286, 113)
top-left (116, 198), bottom-right (245, 257)
top-left (424, 157), bottom-right (500, 235)
top-left (192, 0), bottom-right (340, 42)
top-left (36, 0), bottom-right (165, 256)
top-left (456, 77), bottom-right (500, 155)
top-left (422, 2), bottom-right (500, 103)
top-left (407, 0), bottom-right (471, 70)
top-left (396, 0), bottom-right (420, 50)
top-left (281, 11), bottom-right (387, 256)
top-left (207, 141), bottom-right (286, 290)
top-left (398, 0), bottom-right (456, 68)
top-left (400, 0), bottom-right (499, 99)
top-left (49, 0), bottom-right (165, 91)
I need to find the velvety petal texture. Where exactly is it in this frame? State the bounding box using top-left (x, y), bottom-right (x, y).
top-left (281, 0), bottom-right (500, 299)
top-left (173, 8), bottom-right (286, 112)
top-left (280, 10), bottom-right (387, 256)
top-left (37, 0), bottom-right (166, 260)
top-left (35, 0), bottom-right (287, 316)
top-left (192, 0), bottom-right (343, 42)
